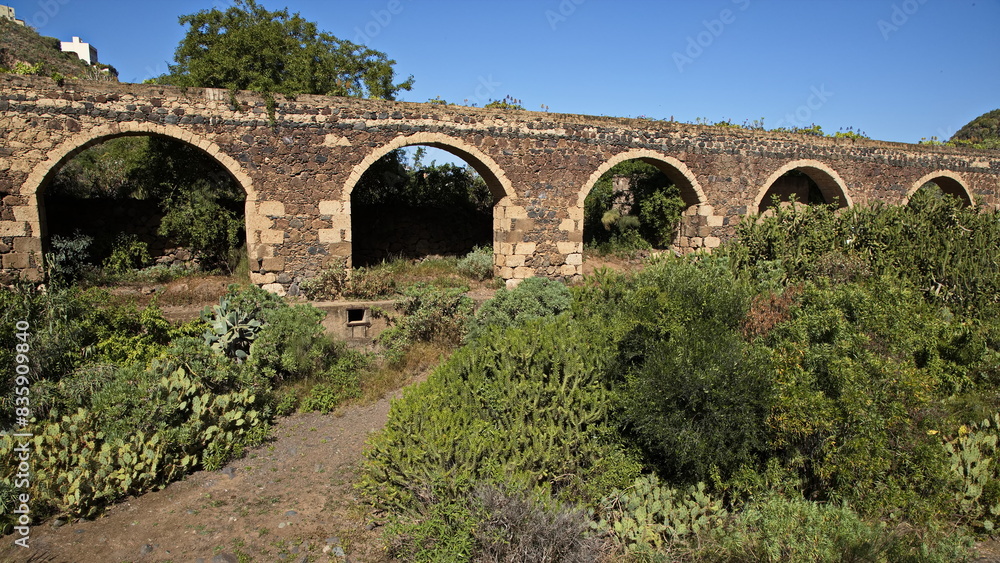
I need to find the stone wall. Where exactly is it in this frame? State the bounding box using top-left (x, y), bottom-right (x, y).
top-left (1, 74), bottom-right (999, 290)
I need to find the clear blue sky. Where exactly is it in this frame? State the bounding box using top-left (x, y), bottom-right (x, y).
top-left (9, 0), bottom-right (1000, 144)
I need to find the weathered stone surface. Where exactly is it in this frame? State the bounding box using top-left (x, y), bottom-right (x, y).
top-left (1, 74), bottom-right (998, 291)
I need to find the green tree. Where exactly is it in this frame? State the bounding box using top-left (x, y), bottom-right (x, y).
top-left (163, 0), bottom-right (413, 100)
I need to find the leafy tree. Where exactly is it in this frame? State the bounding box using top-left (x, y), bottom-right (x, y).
top-left (163, 0), bottom-right (413, 100)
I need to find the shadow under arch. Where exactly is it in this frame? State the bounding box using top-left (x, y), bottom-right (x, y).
top-left (576, 148), bottom-right (706, 209)
top-left (755, 159), bottom-right (853, 214)
top-left (21, 123), bottom-right (259, 262)
top-left (905, 170), bottom-right (974, 207)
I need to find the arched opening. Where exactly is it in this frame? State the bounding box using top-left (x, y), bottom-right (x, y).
top-left (579, 150), bottom-right (705, 253)
top-left (30, 131), bottom-right (249, 285)
top-left (906, 171), bottom-right (974, 207)
top-left (756, 160), bottom-right (851, 214)
top-left (343, 133), bottom-right (514, 273)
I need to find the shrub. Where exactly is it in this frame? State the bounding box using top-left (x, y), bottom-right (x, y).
top-left (362, 316), bottom-right (638, 517)
top-left (377, 283), bottom-right (473, 359)
top-left (101, 233), bottom-right (152, 276)
top-left (300, 260), bottom-right (397, 300)
top-left (473, 484), bottom-right (605, 563)
top-left (46, 232), bottom-right (94, 287)
top-left (710, 496), bottom-right (972, 562)
top-left (607, 256), bottom-right (761, 484)
top-left (596, 475), bottom-right (727, 557)
top-left (466, 276), bottom-right (572, 341)
top-left (456, 245), bottom-right (495, 281)
top-left (157, 180), bottom-right (244, 271)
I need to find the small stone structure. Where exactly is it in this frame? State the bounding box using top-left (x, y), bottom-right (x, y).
top-left (1, 75), bottom-right (999, 291)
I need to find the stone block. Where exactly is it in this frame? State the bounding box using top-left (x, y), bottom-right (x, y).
top-left (567, 207), bottom-right (584, 221)
top-left (261, 257), bottom-right (286, 272)
top-left (13, 237), bottom-right (41, 254)
top-left (559, 264), bottom-right (578, 277)
top-left (704, 236), bottom-right (722, 248)
top-left (698, 205), bottom-right (715, 216)
top-left (505, 278), bottom-right (523, 290)
top-left (260, 229), bottom-right (285, 244)
top-left (566, 253), bottom-right (583, 266)
top-left (262, 283), bottom-right (286, 296)
top-left (11, 206), bottom-right (35, 222)
top-left (258, 201), bottom-right (285, 217)
top-left (514, 242), bottom-right (536, 255)
top-left (505, 254), bottom-right (525, 268)
top-left (500, 266), bottom-right (514, 279)
top-left (318, 229), bottom-right (341, 243)
top-left (21, 267), bottom-right (42, 282)
top-left (558, 219), bottom-right (576, 232)
top-left (2, 252), bottom-right (29, 269)
top-left (706, 215), bottom-right (724, 227)
top-left (254, 244), bottom-right (273, 260)
top-left (0, 222), bottom-right (26, 237)
top-left (318, 200), bottom-right (342, 215)
top-left (513, 266), bottom-right (534, 278)
top-left (250, 272), bottom-right (277, 284)
top-left (556, 241), bottom-right (579, 254)
top-left (505, 206), bottom-right (528, 220)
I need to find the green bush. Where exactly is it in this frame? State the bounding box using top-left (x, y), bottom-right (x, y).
top-left (455, 245), bottom-right (494, 281)
top-left (362, 316), bottom-right (638, 515)
top-left (607, 256), bottom-right (761, 484)
top-left (46, 232), bottom-right (94, 287)
top-left (157, 180), bottom-right (244, 272)
top-left (734, 192), bottom-right (1000, 315)
top-left (101, 233), bottom-right (152, 276)
top-left (466, 276), bottom-right (572, 341)
top-left (709, 496), bottom-right (972, 563)
top-left (300, 261), bottom-right (397, 300)
top-left (377, 283), bottom-right (473, 359)
top-left (596, 475), bottom-right (727, 557)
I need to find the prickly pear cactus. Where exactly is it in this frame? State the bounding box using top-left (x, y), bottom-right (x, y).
top-left (943, 413), bottom-right (1000, 531)
top-left (595, 474), bottom-right (727, 552)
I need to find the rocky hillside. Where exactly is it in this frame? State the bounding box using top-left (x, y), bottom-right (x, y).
top-left (0, 18), bottom-right (116, 79)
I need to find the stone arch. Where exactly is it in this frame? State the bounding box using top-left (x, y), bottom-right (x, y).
top-left (905, 170), bottom-right (974, 206)
top-left (576, 148), bottom-right (706, 209)
top-left (342, 132), bottom-right (515, 203)
top-left (20, 122), bottom-right (259, 271)
top-left (340, 132), bottom-right (518, 270)
top-left (755, 159), bottom-right (852, 213)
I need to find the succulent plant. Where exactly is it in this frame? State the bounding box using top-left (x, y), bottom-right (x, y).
top-left (201, 297), bottom-right (263, 361)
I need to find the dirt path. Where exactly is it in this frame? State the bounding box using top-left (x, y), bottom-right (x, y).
top-left (1, 396), bottom-right (400, 563)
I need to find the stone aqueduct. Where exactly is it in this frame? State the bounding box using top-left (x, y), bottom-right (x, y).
top-left (1, 74), bottom-right (999, 292)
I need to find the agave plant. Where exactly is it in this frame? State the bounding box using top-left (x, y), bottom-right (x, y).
top-left (202, 297), bottom-right (263, 361)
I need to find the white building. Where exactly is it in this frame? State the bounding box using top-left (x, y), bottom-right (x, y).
top-left (60, 36), bottom-right (98, 65)
top-left (0, 5), bottom-right (26, 25)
